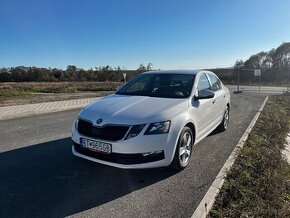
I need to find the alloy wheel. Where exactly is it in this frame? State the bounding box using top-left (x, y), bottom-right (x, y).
top-left (224, 107), bottom-right (229, 129)
top-left (179, 132), bottom-right (192, 166)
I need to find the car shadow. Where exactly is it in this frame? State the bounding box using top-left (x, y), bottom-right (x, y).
top-left (208, 128), bottom-right (223, 136)
top-left (0, 138), bottom-right (177, 218)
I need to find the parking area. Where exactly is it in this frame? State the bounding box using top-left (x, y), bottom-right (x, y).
top-left (0, 92), bottom-right (267, 218)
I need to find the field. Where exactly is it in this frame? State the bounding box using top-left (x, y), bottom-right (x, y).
top-left (0, 82), bottom-right (122, 106)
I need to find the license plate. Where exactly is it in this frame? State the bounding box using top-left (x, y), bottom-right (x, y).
top-left (80, 138), bottom-right (112, 154)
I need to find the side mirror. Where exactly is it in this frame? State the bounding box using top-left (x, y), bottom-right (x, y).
top-left (116, 85), bottom-right (123, 92)
top-left (194, 89), bottom-right (215, 100)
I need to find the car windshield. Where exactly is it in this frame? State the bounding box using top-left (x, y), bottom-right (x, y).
top-left (116, 73), bottom-right (195, 98)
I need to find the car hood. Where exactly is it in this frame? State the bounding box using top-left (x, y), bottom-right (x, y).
top-left (79, 94), bottom-right (189, 125)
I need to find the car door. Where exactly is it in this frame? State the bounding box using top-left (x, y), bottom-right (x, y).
top-left (191, 73), bottom-right (216, 139)
top-left (207, 73), bottom-right (226, 125)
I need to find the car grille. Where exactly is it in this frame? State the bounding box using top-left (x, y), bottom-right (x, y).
top-left (77, 119), bottom-right (129, 141)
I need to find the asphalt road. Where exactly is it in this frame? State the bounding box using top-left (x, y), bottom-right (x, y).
top-left (0, 92), bottom-right (267, 218)
top-left (227, 84), bottom-right (289, 93)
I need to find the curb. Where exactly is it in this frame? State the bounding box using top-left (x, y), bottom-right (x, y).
top-left (191, 96), bottom-right (269, 218)
top-left (282, 133), bottom-right (290, 165)
top-left (0, 97), bottom-right (98, 121)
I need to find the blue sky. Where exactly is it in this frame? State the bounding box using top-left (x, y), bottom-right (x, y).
top-left (0, 0), bottom-right (290, 69)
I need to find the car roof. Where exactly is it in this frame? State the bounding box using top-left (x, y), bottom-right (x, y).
top-left (143, 69), bottom-right (208, 75)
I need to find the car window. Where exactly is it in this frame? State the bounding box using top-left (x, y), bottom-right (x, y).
top-left (197, 73), bottom-right (211, 92)
top-left (208, 74), bottom-right (222, 91)
top-left (117, 73), bottom-right (195, 98)
top-left (126, 76), bottom-right (150, 93)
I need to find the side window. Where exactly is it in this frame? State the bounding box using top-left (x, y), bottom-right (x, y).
top-left (208, 74), bottom-right (222, 91)
top-left (197, 73), bottom-right (211, 92)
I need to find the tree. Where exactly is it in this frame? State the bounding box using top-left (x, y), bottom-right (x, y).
top-left (66, 65), bottom-right (77, 72)
top-left (262, 49), bottom-right (275, 69)
top-left (272, 42), bottom-right (290, 68)
top-left (146, 62), bottom-right (153, 71)
top-left (137, 63), bottom-right (146, 72)
top-left (244, 52), bottom-right (267, 69)
top-left (66, 65), bottom-right (77, 81)
top-left (53, 68), bottom-right (64, 81)
top-left (0, 68), bottom-right (12, 82)
top-left (234, 59), bottom-right (244, 69)
top-left (271, 42), bottom-right (290, 83)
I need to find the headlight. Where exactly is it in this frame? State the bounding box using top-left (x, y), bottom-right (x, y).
top-left (75, 116), bottom-right (79, 129)
top-left (125, 124), bottom-right (146, 139)
top-left (144, 121), bottom-right (171, 135)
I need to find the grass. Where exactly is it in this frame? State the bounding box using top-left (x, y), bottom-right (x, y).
top-left (0, 81), bottom-right (122, 93)
top-left (0, 89), bottom-right (30, 97)
top-left (209, 95), bottom-right (290, 217)
top-left (0, 82), bottom-right (122, 106)
top-left (0, 89), bottom-right (32, 105)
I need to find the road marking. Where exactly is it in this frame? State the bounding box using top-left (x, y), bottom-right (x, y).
top-left (191, 96), bottom-right (269, 218)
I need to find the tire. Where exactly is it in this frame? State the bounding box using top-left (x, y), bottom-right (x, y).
top-left (171, 126), bottom-right (194, 170)
top-left (217, 105), bottom-right (230, 132)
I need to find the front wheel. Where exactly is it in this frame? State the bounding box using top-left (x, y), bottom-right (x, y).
top-left (171, 126), bottom-right (193, 170)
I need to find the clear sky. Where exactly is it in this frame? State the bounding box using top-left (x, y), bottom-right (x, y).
top-left (0, 0), bottom-right (290, 70)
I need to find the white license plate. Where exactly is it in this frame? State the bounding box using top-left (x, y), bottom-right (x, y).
top-left (80, 138), bottom-right (112, 154)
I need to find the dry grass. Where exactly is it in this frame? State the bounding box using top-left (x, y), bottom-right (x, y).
top-left (209, 95), bottom-right (290, 217)
top-left (0, 81), bottom-right (122, 93)
top-left (0, 82), bottom-right (122, 106)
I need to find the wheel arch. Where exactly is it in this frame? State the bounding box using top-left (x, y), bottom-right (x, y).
top-left (184, 122), bottom-right (196, 144)
top-left (169, 121), bottom-right (197, 169)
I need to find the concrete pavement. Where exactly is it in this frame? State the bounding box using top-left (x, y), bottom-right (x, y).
top-left (0, 97), bottom-right (98, 120)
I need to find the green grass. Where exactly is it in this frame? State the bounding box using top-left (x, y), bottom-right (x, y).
top-left (0, 89), bottom-right (31, 97)
top-left (209, 95), bottom-right (290, 217)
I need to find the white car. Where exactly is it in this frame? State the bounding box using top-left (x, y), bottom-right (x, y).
top-left (72, 70), bottom-right (230, 170)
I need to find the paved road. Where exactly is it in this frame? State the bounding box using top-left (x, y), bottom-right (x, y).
top-left (227, 84), bottom-right (289, 93)
top-left (0, 92), bottom-right (267, 218)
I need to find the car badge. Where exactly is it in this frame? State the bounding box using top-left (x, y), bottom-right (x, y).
top-left (96, 118), bottom-right (103, 124)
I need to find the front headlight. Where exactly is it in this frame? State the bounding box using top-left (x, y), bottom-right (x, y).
top-left (75, 116), bottom-right (79, 129)
top-left (144, 121), bottom-right (171, 135)
top-left (125, 124), bottom-right (146, 139)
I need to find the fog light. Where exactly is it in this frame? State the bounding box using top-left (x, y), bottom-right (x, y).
top-left (142, 150), bottom-right (163, 157)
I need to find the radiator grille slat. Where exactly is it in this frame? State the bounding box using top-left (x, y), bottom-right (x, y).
top-left (77, 119), bottom-right (129, 141)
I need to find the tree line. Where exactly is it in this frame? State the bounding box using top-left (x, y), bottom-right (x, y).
top-left (1, 42), bottom-right (289, 85)
top-left (0, 63), bottom-right (153, 82)
top-left (231, 42), bottom-right (290, 85)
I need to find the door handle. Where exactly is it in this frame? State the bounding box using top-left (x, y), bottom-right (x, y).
top-left (212, 99), bottom-right (216, 104)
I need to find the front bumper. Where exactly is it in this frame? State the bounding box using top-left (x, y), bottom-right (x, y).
top-left (73, 142), bottom-right (164, 164)
top-left (72, 145), bottom-right (169, 169)
top-left (71, 124), bottom-right (178, 169)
